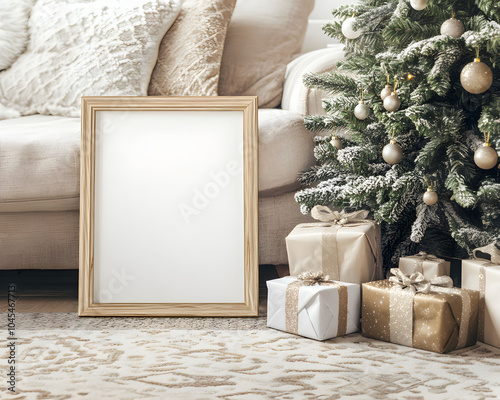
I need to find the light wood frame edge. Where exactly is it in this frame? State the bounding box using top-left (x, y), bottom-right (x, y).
top-left (78, 96), bottom-right (259, 317)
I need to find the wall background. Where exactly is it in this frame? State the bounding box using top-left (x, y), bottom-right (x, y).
top-left (302, 0), bottom-right (358, 53)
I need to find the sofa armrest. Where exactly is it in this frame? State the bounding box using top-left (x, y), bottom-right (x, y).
top-left (281, 45), bottom-right (345, 116)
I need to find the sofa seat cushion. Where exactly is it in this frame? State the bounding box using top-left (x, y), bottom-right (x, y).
top-left (0, 115), bottom-right (80, 212)
top-left (258, 109), bottom-right (315, 197)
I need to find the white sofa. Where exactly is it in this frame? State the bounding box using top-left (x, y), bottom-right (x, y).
top-left (0, 0), bottom-right (345, 270)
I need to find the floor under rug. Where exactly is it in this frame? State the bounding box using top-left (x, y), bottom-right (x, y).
top-left (3, 313), bottom-right (500, 400)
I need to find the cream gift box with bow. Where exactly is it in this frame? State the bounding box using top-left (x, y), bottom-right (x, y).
top-left (398, 252), bottom-right (450, 279)
top-left (286, 206), bottom-right (383, 284)
top-left (362, 268), bottom-right (479, 354)
top-left (267, 272), bottom-right (360, 341)
top-left (461, 243), bottom-right (500, 348)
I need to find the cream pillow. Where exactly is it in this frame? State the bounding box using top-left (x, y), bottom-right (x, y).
top-left (0, 0), bottom-right (182, 118)
top-left (0, 0), bottom-right (34, 70)
top-left (218, 0), bottom-right (315, 108)
top-left (149, 0), bottom-right (236, 96)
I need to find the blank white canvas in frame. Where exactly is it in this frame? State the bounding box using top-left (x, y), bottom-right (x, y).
top-left (93, 110), bottom-right (244, 304)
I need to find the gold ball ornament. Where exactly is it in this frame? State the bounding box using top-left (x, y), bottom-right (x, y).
top-left (423, 188), bottom-right (438, 205)
top-left (410, 0), bottom-right (428, 10)
top-left (440, 18), bottom-right (465, 38)
top-left (383, 92), bottom-right (401, 112)
top-left (330, 136), bottom-right (343, 150)
top-left (382, 139), bottom-right (403, 164)
top-left (460, 58), bottom-right (493, 94)
top-left (354, 101), bottom-right (370, 120)
top-left (380, 85), bottom-right (392, 101)
top-left (474, 143), bottom-right (498, 170)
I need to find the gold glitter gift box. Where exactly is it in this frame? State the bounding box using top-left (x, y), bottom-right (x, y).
top-left (461, 244), bottom-right (500, 348)
top-left (267, 273), bottom-right (360, 341)
top-left (362, 269), bottom-right (479, 354)
top-left (286, 206), bottom-right (383, 284)
top-left (398, 252), bottom-right (450, 280)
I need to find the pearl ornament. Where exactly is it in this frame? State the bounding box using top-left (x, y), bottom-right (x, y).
top-left (382, 139), bottom-right (403, 164)
top-left (354, 102), bottom-right (370, 120)
top-left (410, 0), bottom-right (428, 10)
top-left (474, 144), bottom-right (498, 170)
top-left (342, 17), bottom-right (362, 39)
top-left (423, 189), bottom-right (438, 205)
top-left (383, 92), bottom-right (401, 112)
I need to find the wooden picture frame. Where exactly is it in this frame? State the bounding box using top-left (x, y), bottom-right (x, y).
top-left (79, 96), bottom-right (258, 317)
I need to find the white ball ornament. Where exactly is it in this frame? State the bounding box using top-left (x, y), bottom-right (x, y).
top-left (383, 92), bottom-right (401, 112)
top-left (380, 85), bottom-right (392, 101)
top-left (342, 17), bottom-right (362, 39)
top-left (460, 58), bottom-right (493, 94)
top-left (382, 139), bottom-right (403, 164)
top-left (474, 143), bottom-right (498, 170)
top-left (423, 188), bottom-right (438, 205)
top-left (410, 0), bottom-right (428, 10)
top-left (440, 18), bottom-right (465, 38)
top-left (354, 102), bottom-right (370, 120)
top-left (330, 136), bottom-right (343, 150)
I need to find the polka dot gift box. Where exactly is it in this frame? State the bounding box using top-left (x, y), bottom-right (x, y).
top-left (362, 268), bottom-right (479, 354)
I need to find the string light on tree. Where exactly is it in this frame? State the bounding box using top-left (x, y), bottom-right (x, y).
top-left (382, 138), bottom-right (403, 164)
top-left (440, 12), bottom-right (465, 38)
top-left (354, 88), bottom-right (370, 120)
top-left (410, 0), bottom-right (428, 11)
top-left (342, 14), bottom-right (362, 39)
top-left (474, 132), bottom-right (498, 170)
top-left (460, 48), bottom-right (494, 94)
top-left (330, 123), bottom-right (342, 150)
top-left (380, 74), bottom-right (393, 100)
top-left (383, 80), bottom-right (401, 112)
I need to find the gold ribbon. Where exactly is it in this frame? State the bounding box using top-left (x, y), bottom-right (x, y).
top-left (307, 206), bottom-right (378, 280)
top-left (473, 244), bottom-right (500, 341)
top-left (410, 251), bottom-right (446, 274)
top-left (388, 268), bottom-right (471, 349)
top-left (285, 271), bottom-right (348, 337)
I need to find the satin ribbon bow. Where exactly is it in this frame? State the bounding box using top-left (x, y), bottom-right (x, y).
top-left (389, 268), bottom-right (453, 294)
top-left (413, 251), bottom-right (444, 263)
top-left (473, 243), bottom-right (500, 265)
top-left (311, 205), bottom-right (369, 225)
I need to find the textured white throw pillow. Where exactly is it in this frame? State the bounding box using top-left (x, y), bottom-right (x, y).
top-left (0, 0), bottom-right (182, 118)
top-left (0, 0), bottom-right (34, 71)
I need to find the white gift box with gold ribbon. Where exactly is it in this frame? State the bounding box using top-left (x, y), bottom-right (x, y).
top-left (266, 273), bottom-right (360, 341)
top-left (286, 206), bottom-right (383, 284)
top-left (461, 243), bottom-right (500, 348)
top-left (398, 252), bottom-right (450, 280)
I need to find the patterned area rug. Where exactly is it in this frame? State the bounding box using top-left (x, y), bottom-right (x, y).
top-left (3, 313), bottom-right (500, 400)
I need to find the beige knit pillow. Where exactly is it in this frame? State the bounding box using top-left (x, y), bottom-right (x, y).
top-left (218, 0), bottom-right (315, 108)
top-left (149, 0), bottom-right (236, 97)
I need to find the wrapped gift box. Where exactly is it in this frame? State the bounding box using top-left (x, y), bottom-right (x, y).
top-left (398, 252), bottom-right (450, 279)
top-left (285, 207), bottom-right (383, 284)
top-left (462, 244), bottom-right (500, 348)
top-left (267, 275), bottom-right (360, 341)
top-left (362, 270), bottom-right (479, 354)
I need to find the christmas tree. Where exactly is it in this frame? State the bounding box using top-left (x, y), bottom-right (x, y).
top-left (295, 0), bottom-right (499, 269)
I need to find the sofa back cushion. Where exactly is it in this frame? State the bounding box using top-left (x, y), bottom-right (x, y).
top-left (0, 0), bottom-right (34, 71)
top-left (149, 0), bottom-right (236, 97)
top-left (218, 0), bottom-right (315, 108)
top-left (0, 0), bottom-right (181, 118)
